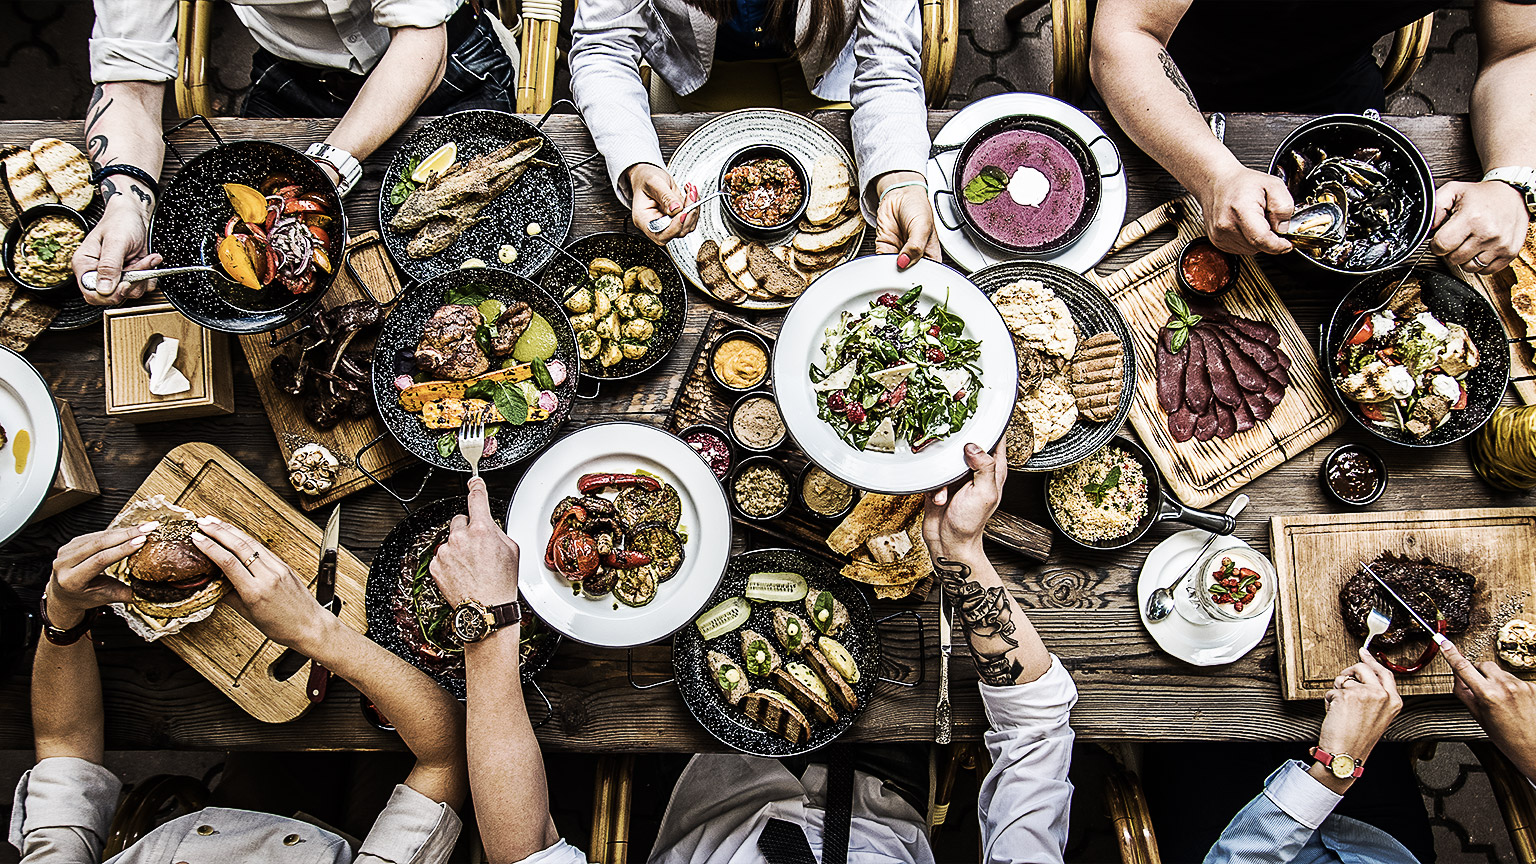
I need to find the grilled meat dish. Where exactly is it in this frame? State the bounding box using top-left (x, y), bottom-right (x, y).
top-left (416, 305), bottom-right (489, 380)
top-left (490, 301), bottom-right (533, 356)
top-left (1339, 552), bottom-right (1476, 648)
top-left (390, 138), bottom-right (544, 232)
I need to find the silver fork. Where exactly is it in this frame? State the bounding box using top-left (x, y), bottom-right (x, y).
top-left (1363, 603), bottom-right (1392, 651)
top-left (457, 413), bottom-right (488, 480)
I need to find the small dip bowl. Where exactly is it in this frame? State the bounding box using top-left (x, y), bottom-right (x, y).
top-left (729, 455), bottom-right (792, 522)
top-left (1320, 443), bottom-right (1386, 506)
top-left (4, 204), bottom-right (89, 295)
top-left (729, 390), bottom-right (786, 454)
top-left (718, 145), bottom-right (809, 242)
top-left (679, 422), bottom-right (736, 481)
top-left (1177, 238), bottom-right (1237, 299)
top-left (798, 462), bottom-right (857, 521)
top-left (709, 329), bottom-right (772, 393)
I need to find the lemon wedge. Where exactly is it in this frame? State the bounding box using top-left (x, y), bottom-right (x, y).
top-left (411, 142), bottom-right (457, 183)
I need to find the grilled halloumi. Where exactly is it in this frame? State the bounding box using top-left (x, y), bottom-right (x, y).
top-left (31, 138), bottom-right (93, 211)
top-left (2, 146), bottom-right (56, 211)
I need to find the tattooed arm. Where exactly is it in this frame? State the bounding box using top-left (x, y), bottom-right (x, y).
top-left (1091, 0), bottom-right (1295, 257)
top-left (72, 82), bottom-right (166, 307)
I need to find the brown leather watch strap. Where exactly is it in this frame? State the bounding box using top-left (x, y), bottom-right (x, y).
top-left (39, 594), bottom-right (100, 646)
top-left (489, 601), bottom-right (522, 629)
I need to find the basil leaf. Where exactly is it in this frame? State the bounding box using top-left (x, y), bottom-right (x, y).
top-left (444, 284), bottom-right (490, 307)
top-left (436, 433), bottom-right (457, 458)
top-left (531, 357), bottom-right (554, 391)
top-left (1165, 290), bottom-right (1191, 320)
top-left (962, 165), bottom-right (1009, 205)
top-left (1170, 327), bottom-right (1190, 354)
top-left (389, 157), bottom-right (420, 208)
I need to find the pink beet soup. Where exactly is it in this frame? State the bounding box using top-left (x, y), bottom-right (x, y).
top-left (961, 129), bottom-right (1087, 250)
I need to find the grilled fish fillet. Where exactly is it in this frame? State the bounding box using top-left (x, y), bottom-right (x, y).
top-left (403, 159), bottom-right (542, 258)
top-left (390, 137), bottom-right (544, 232)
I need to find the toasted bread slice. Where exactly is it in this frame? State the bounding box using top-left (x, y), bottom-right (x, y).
top-left (793, 213), bottom-right (863, 254)
top-left (0, 293), bottom-right (59, 353)
top-left (794, 243), bottom-right (850, 272)
top-left (772, 665), bottom-right (839, 724)
top-left (740, 689), bottom-right (811, 744)
top-left (707, 650), bottom-right (749, 705)
top-left (718, 237), bottom-right (761, 296)
top-left (802, 645), bottom-right (858, 712)
top-left (745, 241), bottom-right (806, 298)
top-left (0, 146), bottom-right (21, 229)
top-left (30, 138), bottom-right (93, 211)
top-left (805, 155), bottom-right (852, 226)
top-left (697, 239), bottom-right (746, 304)
top-left (2, 147), bottom-right (57, 210)
top-left (1070, 331), bottom-right (1125, 422)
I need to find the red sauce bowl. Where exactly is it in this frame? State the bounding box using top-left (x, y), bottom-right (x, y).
top-left (1177, 238), bottom-right (1237, 299)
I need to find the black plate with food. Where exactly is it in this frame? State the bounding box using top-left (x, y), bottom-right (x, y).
top-left (1323, 267), bottom-right (1507, 448)
top-left (365, 495), bottom-right (560, 698)
top-left (970, 261), bottom-right (1136, 471)
top-left (151, 134), bottom-right (345, 334)
top-left (674, 548), bottom-right (881, 757)
top-left (371, 266), bottom-right (578, 472)
top-left (378, 110), bottom-right (573, 285)
top-left (538, 232), bottom-right (687, 388)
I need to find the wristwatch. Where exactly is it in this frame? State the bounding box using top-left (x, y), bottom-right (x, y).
top-left (304, 143), bottom-right (363, 197)
top-left (449, 597), bottom-right (522, 644)
top-left (39, 593), bottom-right (100, 646)
top-left (1483, 167), bottom-right (1536, 219)
top-left (1309, 746), bottom-right (1365, 779)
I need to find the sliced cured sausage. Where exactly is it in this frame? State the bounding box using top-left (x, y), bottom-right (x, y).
top-left (1214, 400), bottom-right (1237, 438)
top-left (1194, 404), bottom-right (1220, 441)
top-left (1213, 329), bottom-right (1268, 392)
top-left (1168, 405), bottom-right (1197, 442)
top-left (1197, 330), bottom-right (1242, 408)
top-left (1232, 396), bottom-right (1256, 432)
top-left (1157, 327), bottom-right (1187, 414)
top-left (1210, 320), bottom-right (1278, 371)
top-left (1184, 331), bottom-right (1211, 413)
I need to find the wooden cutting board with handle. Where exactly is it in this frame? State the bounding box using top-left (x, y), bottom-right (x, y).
top-left (109, 442), bottom-right (370, 722)
top-left (1452, 223), bottom-right (1536, 403)
top-left (1087, 196), bottom-right (1343, 508)
top-left (1270, 506), bottom-right (1536, 700)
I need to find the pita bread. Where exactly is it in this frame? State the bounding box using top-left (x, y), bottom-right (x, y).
top-left (828, 493), bottom-right (924, 555)
top-left (2, 147), bottom-right (57, 211)
top-left (31, 138), bottom-right (94, 211)
top-left (1015, 377), bottom-right (1078, 452)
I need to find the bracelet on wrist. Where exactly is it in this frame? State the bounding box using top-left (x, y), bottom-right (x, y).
top-left (91, 164), bottom-right (160, 204)
top-left (879, 179), bottom-right (928, 201)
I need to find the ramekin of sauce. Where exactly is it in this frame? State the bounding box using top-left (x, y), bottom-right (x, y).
top-left (1320, 443), bottom-right (1386, 506)
top-left (709, 329), bottom-right (771, 393)
top-left (679, 422), bottom-right (735, 481)
top-left (1177, 238), bottom-right (1237, 299)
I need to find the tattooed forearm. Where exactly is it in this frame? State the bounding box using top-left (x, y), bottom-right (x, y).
top-left (936, 557), bottom-right (1026, 686)
top-left (1157, 49), bottom-right (1199, 112)
top-left (85, 87), bottom-right (114, 137)
top-left (99, 176), bottom-right (119, 205)
top-left (87, 135), bottom-right (109, 171)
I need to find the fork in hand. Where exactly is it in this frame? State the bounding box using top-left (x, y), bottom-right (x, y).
top-left (1362, 602), bottom-right (1392, 651)
top-left (457, 413), bottom-right (488, 480)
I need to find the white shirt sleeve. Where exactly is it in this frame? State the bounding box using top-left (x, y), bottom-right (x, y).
top-left (8, 757), bottom-right (122, 864)
top-left (568, 0), bottom-right (668, 204)
top-left (975, 656), bottom-right (1078, 864)
top-left (370, 0), bottom-right (459, 32)
top-left (506, 838), bottom-right (595, 863)
top-left (847, 0), bottom-right (930, 216)
top-left (353, 784), bottom-right (463, 864)
top-left (89, 0), bottom-right (178, 83)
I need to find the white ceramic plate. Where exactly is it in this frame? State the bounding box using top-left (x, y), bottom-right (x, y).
top-left (508, 422), bottom-right (733, 647)
top-left (665, 109), bottom-right (865, 310)
top-left (1138, 529), bottom-right (1273, 666)
top-left (772, 256), bottom-right (1018, 494)
top-left (0, 347), bottom-right (60, 545)
top-left (926, 93), bottom-right (1128, 275)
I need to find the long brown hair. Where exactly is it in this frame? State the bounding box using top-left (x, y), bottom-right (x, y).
top-left (683, 0), bottom-right (846, 57)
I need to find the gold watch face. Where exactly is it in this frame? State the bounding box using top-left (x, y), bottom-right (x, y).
top-left (452, 603), bottom-right (492, 643)
top-left (1329, 754), bottom-right (1357, 779)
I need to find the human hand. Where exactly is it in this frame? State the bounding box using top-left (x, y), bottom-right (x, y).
top-left (1442, 640), bottom-right (1536, 780)
top-left (1197, 164), bottom-right (1294, 256)
top-left (627, 163), bottom-right (698, 245)
top-left (429, 477), bottom-right (520, 608)
top-left (1430, 180), bottom-right (1529, 275)
top-left (73, 197), bottom-right (161, 306)
top-left (46, 525), bottom-right (152, 627)
top-left (1318, 648), bottom-right (1403, 770)
top-left (190, 517), bottom-right (330, 651)
top-left (922, 442), bottom-right (1007, 561)
top-left (874, 172), bottom-right (940, 270)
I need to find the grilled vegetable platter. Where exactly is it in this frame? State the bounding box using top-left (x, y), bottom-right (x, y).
top-left (673, 548), bottom-right (880, 757)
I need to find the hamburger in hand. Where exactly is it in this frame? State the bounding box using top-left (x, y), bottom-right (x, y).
top-left (112, 496), bottom-right (229, 619)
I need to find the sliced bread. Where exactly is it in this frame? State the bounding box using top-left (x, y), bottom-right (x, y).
top-left (718, 236), bottom-right (761, 296)
top-left (697, 239), bottom-right (746, 304)
top-left (793, 212), bottom-right (863, 254)
top-left (805, 155), bottom-right (852, 226)
top-left (2, 147), bottom-right (57, 211)
top-left (31, 138), bottom-right (93, 211)
top-left (746, 241), bottom-right (806, 298)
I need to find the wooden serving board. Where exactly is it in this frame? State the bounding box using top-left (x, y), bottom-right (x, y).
top-left (1089, 196), bottom-right (1344, 508)
top-left (239, 231), bottom-right (412, 511)
top-left (1454, 223), bottom-right (1536, 404)
top-left (1270, 506), bottom-right (1536, 700)
top-left (668, 310), bottom-right (1052, 562)
top-left (112, 442), bottom-right (371, 722)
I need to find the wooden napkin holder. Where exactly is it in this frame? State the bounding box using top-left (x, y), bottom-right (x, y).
top-left (103, 303), bottom-right (234, 422)
top-left (29, 399), bottom-right (99, 523)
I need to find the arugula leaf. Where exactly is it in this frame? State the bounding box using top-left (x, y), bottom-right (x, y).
top-left (898, 285), bottom-right (924, 307)
top-left (531, 357), bottom-right (554, 391)
top-left (389, 156), bottom-right (421, 208)
top-left (962, 166), bottom-right (1009, 205)
top-left (1083, 465), bottom-right (1122, 506)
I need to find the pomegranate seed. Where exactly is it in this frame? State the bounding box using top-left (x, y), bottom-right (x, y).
top-left (929, 324), bottom-right (941, 336)
top-left (954, 389), bottom-right (966, 401)
top-left (876, 293), bottom-right (900, 308)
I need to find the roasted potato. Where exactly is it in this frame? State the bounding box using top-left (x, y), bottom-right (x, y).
top-left (615, 292), bottom-right (639, 319)
top-left (595, 310), bottom-right (621, 340)
top-left (634, 293), bottom-right (665, 321)
top-left (594, 273), bottom-right (623, 299)
top-left (569, 312), bottom-right (596, 332)
top-left (624, 266), bottom-right (662, 294)
top-left (588, 257), bottom-right (623, 280)
top-left (621, 317), bottom-right (654, 341)
top-left (565, 287), bottom-right (593, 314)
top-left (592, 289), bottom-right (612, 318)
top-left (577, 330), bottom-right (601, 360)
top-left (620, 341), bottom-right (649, 360)
top-left (600, 340), bottom-right (624, 368)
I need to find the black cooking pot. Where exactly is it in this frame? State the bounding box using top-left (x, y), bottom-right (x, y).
top-left (1044, 436), bottom-right (1235, 550)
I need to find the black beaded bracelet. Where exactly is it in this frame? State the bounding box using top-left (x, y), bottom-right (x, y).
top-left (91, 164), bottom-right (160, 201)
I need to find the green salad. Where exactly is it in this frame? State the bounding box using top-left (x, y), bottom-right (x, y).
top-left (810, 286), bottom-right (982, 452)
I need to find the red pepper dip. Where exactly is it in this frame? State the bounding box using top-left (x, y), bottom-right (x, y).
top-left (1179, 240), bottom-right (1235, 296)
top-left (686, 430), bottom-right (732, 479)
top-left (724, 158), bottom-right (803, 227)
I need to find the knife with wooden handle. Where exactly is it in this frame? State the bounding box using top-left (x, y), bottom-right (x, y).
top-left (936, 588), bottom-right (952, 745)
top-left (305, 505), bottom-right (341, 704)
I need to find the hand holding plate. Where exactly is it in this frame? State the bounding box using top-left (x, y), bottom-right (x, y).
top-left (922, 442), bottom-right (1007, 561)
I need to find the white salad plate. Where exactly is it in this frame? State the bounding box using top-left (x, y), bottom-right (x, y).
top-left (772, 255), bottom-right (1018, 494)
top-left (926, 93), bottom-right (1127, 275)
top-left (508, 422), bottom-right (733, 648)
top-left (1138, 529), bottom-right (1273, 666)
top-left (0, 347), bottom-right (60, 545)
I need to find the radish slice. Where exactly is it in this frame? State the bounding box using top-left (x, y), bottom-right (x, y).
top-left (546, 359), bottom-right (567, 388)
top-left (482, 437), bottom-right (499, 458)
top-left (537, 390), bottom-right (559, 412)
top-left (394, 374), bottom-right (413, 391)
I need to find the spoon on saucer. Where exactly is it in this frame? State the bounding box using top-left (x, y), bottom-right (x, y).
top-left (1146, 493), bottom-right (1249, 622)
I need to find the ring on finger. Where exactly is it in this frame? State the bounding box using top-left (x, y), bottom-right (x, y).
top-left (242, 550), bottom-right (260, 568)
top-left (1471, 254), bottom-right (1487, 268)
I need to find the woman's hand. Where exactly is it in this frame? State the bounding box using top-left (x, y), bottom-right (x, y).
top-left (1196, 163), bottom-right (1295, 256)
top-left (73, 197), bottom-right (161, 306)
top-left (430, 478), bottom-right (521, 608)
top-left (1314, 647), bottom-right (1403, 789)
top-left (875, 171), bottom-right (940, 270)
top-left (1430, 180), bottom-right (1530, 275)
top-left (627, 163), bottom-right (698, 245)
top-left (190, 517), bottom-right (330, 651)
top-left (46, 525), bottom-right (151, 627)
top-left (1442, 640), bottom-right (1536, 780)
top-left (922, 442), bottom-right (1007, 561)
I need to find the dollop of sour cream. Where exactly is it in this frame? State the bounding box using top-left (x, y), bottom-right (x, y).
top-left (1431, 373), bottom-right (1461, 403)
top-left (1383, 364), bottom-right (1417, 400)
top-left (1415, 311), bottom-right (1450, 340)
top-left (1007, 166), bottom-right (1050, 207)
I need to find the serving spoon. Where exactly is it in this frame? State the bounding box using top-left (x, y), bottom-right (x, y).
top-left (1146, 494), bottom-right (1249, 622)
top-left (83, 264), bottom-right (243, 295)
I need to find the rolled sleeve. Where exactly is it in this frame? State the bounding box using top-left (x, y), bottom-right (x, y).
top-left (569, 0), bottom-right (667, 203)
top-left (1262, 761), bottom-right (1343, 831)
top-left (371, 0), bottom-right (459, 32)
top-left (976, 656), bottom-right (1078, 864)
top-left (848, 0), bottom-right (929, 218)
top-left (354, 784), bottom-right (463, 864)
top-left (508, 838), bottom-right (594, 864)
top-left (8, 757), bottom-right (121, 864)
top-left (89, 0), bottom-right (177, 83)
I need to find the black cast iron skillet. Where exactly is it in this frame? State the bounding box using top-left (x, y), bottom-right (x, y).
top-left (536, 231), bottom-right (688, 397)
top-left (370, 266), bottom-right (579, 473)
top-left (1044, 435), bottom-right (1235, 551)
top-left (1322, 266), bottom-right (1508, 448)
top-left (378, 110), bottom-right (573, 285)
top-left (151, 116), bottom-right (345, 334)
top-left (365, 496), bottom-right (560, 701)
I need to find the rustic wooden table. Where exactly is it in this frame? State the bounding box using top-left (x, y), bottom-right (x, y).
top-left (0, 111), bottom-right (1517, 752)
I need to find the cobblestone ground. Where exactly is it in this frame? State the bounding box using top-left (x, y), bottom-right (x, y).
top-left (0, 2), bottom-right (1515, 861)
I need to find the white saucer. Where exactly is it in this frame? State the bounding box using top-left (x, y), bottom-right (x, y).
top-left (926, 93), bottom-right (1128, 275)
top-left (1138, 529), bottom-right (1273, 666)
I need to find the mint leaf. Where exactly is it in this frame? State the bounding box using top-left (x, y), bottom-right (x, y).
top-left (444, 284), bottom-right (489, 307)
top-left (1083, 465), bottom-right (1122, 506)
top-left (962, 166), bottom-right (1009, 205)
top-left (389, 156), bottom-right (420, 207)
top-left (465, 379), bottom-right (528, 426)
top-left (531, 357), bottom-right (554, 391)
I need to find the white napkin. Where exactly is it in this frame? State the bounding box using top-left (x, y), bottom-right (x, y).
top-left (146, 336), bottom-right (191, 396)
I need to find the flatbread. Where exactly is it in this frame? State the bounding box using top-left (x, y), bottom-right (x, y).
top-left (828, 493), bottom-right (924, 556)
top-left (992, 278), bottom-right (1078, 359)
top-left (1015, 377), bottom-right (1077, 452)
top-left (1004, 403), bottom-right (1037, 466)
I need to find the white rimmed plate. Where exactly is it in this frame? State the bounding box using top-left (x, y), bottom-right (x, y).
top-left (772, 256), bottom-right (1018, 494)
top-left (1138, 529), bottom-right (1273, 666)
top-left (0, 347), bottom-right (60, 544)
top-left (508, 422), bottom-right (733, 647)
